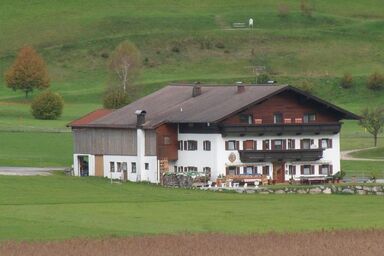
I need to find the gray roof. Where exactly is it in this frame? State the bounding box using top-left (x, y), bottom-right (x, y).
top-left (74, 84), bottom-right (359, 129)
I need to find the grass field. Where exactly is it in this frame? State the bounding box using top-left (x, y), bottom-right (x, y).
top-left (350, 147), bottom-right (384, 159)
top-left (0, 174), bottom-right (383, 241)
top-left (0, 3), bottom-right (383, 173)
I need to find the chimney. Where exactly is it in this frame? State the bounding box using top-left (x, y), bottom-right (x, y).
top-left (236, 81), bottom-right (245, 93)
top-left (192, 85), bottom-right (202, 97)
top-left (135, 110), bottom-right (147, 127)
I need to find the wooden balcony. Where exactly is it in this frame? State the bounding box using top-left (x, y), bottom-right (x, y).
top-left (239, 149), bottom-right (324, 162)
top-left (221, 122), bottom-right (341, 136)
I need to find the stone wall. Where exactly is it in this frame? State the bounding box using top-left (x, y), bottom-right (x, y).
top-left (201, 185), bottom-right (384, 195)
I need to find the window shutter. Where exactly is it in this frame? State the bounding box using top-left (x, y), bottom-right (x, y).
top-left (236, 141), bottom-right (239, 150)
top-left (310, 165), bottom-right (315, 175)
top-left (329, 165), bottom-right (333, 175)
top-left (300, 139), bottom-right (304, 149)
top-left (236, 167), bottom-right (240, 175)
top-left (184, 141), bottom-right (187, 150)
top-left (225, 141), bottom-right (228, 150)
top-left (225, 167), bottom-right (229, 175)
top-left (301, 165), bottom-right (304, 175)
top-left (271, 140), bottom-right (275, 150)
top-left (282, 139), bottom-right (286, 150)
top-left (318, 139), bottom-right (322, 149)
top-left (253, 140), bottom-right (257, 150)
top-left (329, 139), bottom-right (333, 148)
top-left (292, 139), bottom-right (296, 149)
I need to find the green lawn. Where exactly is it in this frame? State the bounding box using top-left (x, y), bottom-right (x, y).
top-left (341, 160), bottom-right (384, 178)
top-left (350, 147), bottom-right (384, 159)
top-left (0, 174), bottom-right (383, 241)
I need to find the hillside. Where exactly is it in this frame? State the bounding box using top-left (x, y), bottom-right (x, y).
top-left (0, 0), bottom-right (383, 168)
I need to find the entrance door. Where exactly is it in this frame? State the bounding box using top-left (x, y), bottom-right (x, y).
top-left (95, 155), bottom-right (104, 177)
top-left (273, 162), bottom-right (285, 183)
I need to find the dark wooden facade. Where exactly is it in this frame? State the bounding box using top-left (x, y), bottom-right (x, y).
top-left (155, 123), bottom-right (178, 161)
top-left (222, 91), bottom-right (341, 125)
top-left (239, 149), bottom-right (324, 162)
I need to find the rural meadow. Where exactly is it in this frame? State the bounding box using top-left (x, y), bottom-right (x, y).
top-left (0, 0), bottom-right (384, 255)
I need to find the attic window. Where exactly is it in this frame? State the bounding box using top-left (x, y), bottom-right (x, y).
top-left (303, 113), bottom-right (316, 123)
top-left (273, 113), bottom-right (283, 124)
top-left (239, 114), bottom-right (253, 124)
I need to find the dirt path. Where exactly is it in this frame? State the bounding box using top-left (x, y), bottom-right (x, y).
top-left (1, 230), bottom-right (383, 256)
top-left (0, 167), bottom-right (66, 176)
top-left (341, 147), bottom-right (384, 161)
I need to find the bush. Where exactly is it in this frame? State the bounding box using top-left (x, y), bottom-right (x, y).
top-left (31, 90), bottom-right (64, 120)
top-left (256, 73), bottom-right (270, 84)
top-left (277, 3), bottom-right (290, 17)
top-left (340, 73), bottom-right (353, 89)
top-left (103, 86), bottom-right (130, 109)
top-left (367, 72), bottom-right (384, 90)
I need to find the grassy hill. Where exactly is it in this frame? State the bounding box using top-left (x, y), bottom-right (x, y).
top-left (0, 0), bottom-right (383, 169)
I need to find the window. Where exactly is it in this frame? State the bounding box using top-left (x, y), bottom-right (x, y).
top-left (145, 163), bottom-right (149, 170)
top-left (243, 140), bottom-right (257, 150)
top-left (262, 140), bottom-right (270, 150)
top-left (301, 165), bottom-right (314, 175)
top-left (272, 139), bottom-right (285, 150)
top-left (178, 140), bottom-right (183, 150)
top-left (184, 140), bottom-right (198, 151)
top-left (186, 166), bottom-right (198, 172)
top-left (117, 162), bottom-right (122, 172)
top-left (122, 162), bottom-right (127, 172)
top-left (273, 113), bottom-right (283, 124)
top-left (163, 136), bottom-right (171, 145)
top-left (320, 165), bottom-right (333, 175)
top-left (287, 139), bottom-right (295, 149)
top-left (244, 166), bottom-right (254, 175)
top-left (203, 167), bottom-right (211, 179)
top-left (226, 166), bottom-right (239, 176)
top-left (203, 140), bottom-right (211, 151)
top-left (110, 162), bottom-right (115, 173)
top-left (288, 165), bottom-right (296, 175)
top-left (262, 166), bottom-right (270, 176)
top-left (240, 114), bottom-right (253, 124)
top-left (319, 138), bottom-right (332, 149)
top-left (178, 166), bottom-right (183, 173)
top-left (303, 113), bottom-right (316, 123)
top-left (301, 139), bottom-right (312, 149)
top-left (131, 162), bottom-right (136, 173)
top-left (225, 140), bottom-right (239, 150)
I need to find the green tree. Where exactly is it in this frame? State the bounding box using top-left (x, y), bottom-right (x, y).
top-left (31, 90), bottom-right (64, 120)
top-left (367, 72), bottom-right (384, 90)
top-left (5, 46), bottom-right (50, 98)
top-left (108, 41), bottom-right (141, 92)
top-left (103, 86), bottom-right (130, 109)
top-left (359, 107), bottom-right (384, 147)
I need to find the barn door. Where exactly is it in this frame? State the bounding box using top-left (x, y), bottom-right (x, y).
top-left (95, 155), bottom-right (104, 177)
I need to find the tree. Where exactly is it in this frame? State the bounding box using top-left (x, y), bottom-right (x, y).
top-left (359, 107), bottom-right (384, 147)
top-left (103, 86), bottom-right (130, 109)
top-left (366, 72), bottom-right (384, 90)
top-left (340, 73), bottom-right (353, 89)
top-left (108, 41), bottom-right (141, 92)
top-left (5, 46), bottom-right (50, 98)
top-left (31, 90), bottom-right (64, 120)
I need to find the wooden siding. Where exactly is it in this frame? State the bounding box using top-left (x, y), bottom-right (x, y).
top-left (73, 128), bottom-right (137, 155)
top-left (222, 91), bottom-right (340, 125)
top-left (145, 130), bottom-right (157, 156)
top-left (155, 124), bottom-right (178, 161)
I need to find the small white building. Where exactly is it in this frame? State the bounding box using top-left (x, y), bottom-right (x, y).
top-left (68, 84), bottom-right (359, 183)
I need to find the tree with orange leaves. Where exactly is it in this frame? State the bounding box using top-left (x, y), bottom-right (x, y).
top-left (5, 46), bottom-right (50, 98)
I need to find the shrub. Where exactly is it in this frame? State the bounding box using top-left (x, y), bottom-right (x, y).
top-left (340, 73), bottom-right (353, 89)
top-left (31, 90), bottom-right (64, 120)
top-left (367, 72), bottom-right (384, 90)
top-left (103, 86), bottom-right (130, 109)
top-left (277, 3), bottom-right (290, 17)
top-left (256, 73), bottom-right (270, 84)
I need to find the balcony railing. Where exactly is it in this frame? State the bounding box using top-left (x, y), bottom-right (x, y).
top-left (239, 148), bottom-right (324, 162)
top-left (221, 122), bottom-right (341, 136)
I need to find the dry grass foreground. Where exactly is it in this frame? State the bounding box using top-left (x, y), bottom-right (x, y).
top-left (1, 230), bottom-right (383, 256)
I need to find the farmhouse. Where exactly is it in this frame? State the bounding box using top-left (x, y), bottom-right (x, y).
top-left (68, 84), bottom-right (359, 183)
